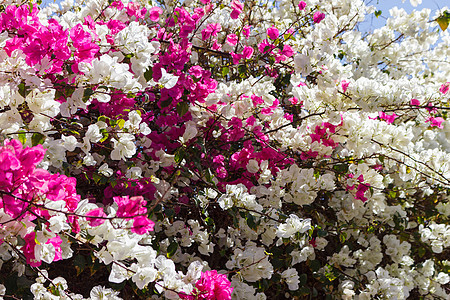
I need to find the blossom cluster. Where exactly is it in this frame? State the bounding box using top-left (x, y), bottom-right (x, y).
top-left (0, 0), bottom-right (449, 299)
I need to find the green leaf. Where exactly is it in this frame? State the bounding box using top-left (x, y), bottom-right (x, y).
top-left (98, 115), bottom-right (109, 123)
top-left (99, 132), bottom-right (109, 143)
top-left (160, 98), bottom-right (172, 108)
top-left (205, 168), bottom-right (214, 183)
top-left (374, 10), bottom-right (382, 18)
top-left (92, 173), bottom-right (101, 184)
top-left (436, 11), bottom-right (450, 31)
top-left (339, 232), bottom-right (347, 243)
top-left (83, 88), bottom-right (94, 102)
top-left (299, 273), bottom-right (307, 285)
top-left (333, 164), bottom-right (348, 173)
top-left (18, 131), bottom-right (27, 145)
top-left (31, 133), bottom-right (45, 146)
top-left (309, 260), bottom-right (321, 272)
top-left (166, 241), bottom-right (178, 258)
top-left (222, 66), bottom-right (229, 77)
top-left (174, 147), bottom-right (185, 163)
top-left (176, 102), bottom-right (189, 117)
top-left (165, 208), bottom-right (175, 218)
top-left (246, 213), bottom-right (257, 231)
top-left (238, 65), bottom-right (247, 77)
top-left (144, 68), bottom-right (153, 82)
top-left (18, 83), bottom-right (27, 98)
top-left (205, 217), bottom-right (214, 226)
top-left (73, 254), bottom-right (86, 276)
top-left (317, 229), bottom-right (327, 237)
top-left (117, 119), bottom-right (125, 129)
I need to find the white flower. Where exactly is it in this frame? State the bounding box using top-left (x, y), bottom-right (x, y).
top-left (98, 163), bottom-right (113, 177)
top-left (109, 262), bottom-right (132, 284)
top-left (180, 121), bottom-right (198, 144)
top-left (158, 69), bottom-right (179, 89)
top-left (61, 135), bottom-right (78, 152)
top-left (126, 167), bottom-right (142, 179)
top-left (409, 0), bottom-right (422, 7)
top-left (111, 134), bottom-right (136, 160)
top-left (86, 124), bottom-right (102, 143)
top-left (246, 159), bottom-right (259, 173)
top-left (281, 268), bottom-right (300, 290)
top-left (277, 215), bottom-right (311, 238)
top-left (132, 266), bottom-right (157, 289)
top-left (90, 286), bottom-right (122, 300)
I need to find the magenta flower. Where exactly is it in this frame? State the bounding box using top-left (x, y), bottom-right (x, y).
top-left (341, 80), bottom-right (350, 92)
top-left (86, 208), bottom-right (107, 227)
top-left (242, 46), bottom-right (254, 59)
top-left (313, 11), bottom-right (326, 23)
top-left (230, 0), bottom-right (243, 19)
top-left (378, 112), bottom-right (398, 124)
top-left (149, 7), bottom-right (163, 22)
top-left (267, 26), bottom-right (279, 40)
top-left (440, 82), bottom-right (450, 94)
top-left (298, 1), bottom-right (306, 10)
top-left (131, 216), bottom-right (155, 235)
top-left (114, 195), bottom-right (155, 235)
top-left (410, 98), bottom-right (420, 106)
top-left (114, 195), bottom-right (147, 218)
top-left (426, 117), bottom-right (444, 129)
top-left (242, 25), bottom-right (251, 39)
top-left (226, 34), bottom-right (238, 46)
top-left (192, 270), bottom-right (233, 300)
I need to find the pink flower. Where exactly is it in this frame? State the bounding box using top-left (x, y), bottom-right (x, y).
top-left (298, 1), bottom-right (306, 10)
top-left (378, 112), bottom-right (397, 124)
top-left (131, 216), bottom-right (155, 235)
top-left (242, 46), bottom-right (254, 59)
top-left (230, 52), bottom-right (242, 64)
top-left (410, 98), bottom-right (420, 106)
top-left (111, 1), bottom-right (124, 10)
top-left (226, 34), bottom-right (238, 46)
top-left (46, 236), bottom-right (63, 262)
top-left (202, 28), bottom-right (211, 40)
top-left (341, 80), bottom-right (350, 92)
top-left (213, 155), bottom-right (225, 165)
top-left (267, 26), bottom-right (279, 40)
top-left (440, 82), bottom-right (450, 94)
top-left (216, 166), bottom-right (228, 178)
top-left (251, 95), bottom-right (264, 106)
top-left (149, 7), bottom-right (163, 22)
top-left (202, 23), bottom-right (221, 40)
top-left (189, 66), bottom-right (204, 78)
top-left (23, 232), bottom-right (40, 267)
top-left (288, 97), bottom-right (299, 105)
top-left (211, 39), bottom-right (222, 50)
top-left (281, 44), bottom-right (294, 57)
top-left (86, 208), bottom-right (107, 227)
top-left (192, 270), bottom-right (233, 300)
top-left (426, 117), bottom-right (444, 128)
top-left (114, 195), bottom-right (147, 218)
top-left (242, 25), bottom-right (251, 39)
top-left (207, 23), bottom-right (221, 37)
top-left (313, 11), bottom-right (325, 23)
top-left (127, 2), bottom-right (147, 19)
top-left (230, 0), bottom-right (243, 19)
top-left (258, 40), bottom-right (274, 54)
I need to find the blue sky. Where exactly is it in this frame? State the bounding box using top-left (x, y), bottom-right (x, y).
top-left (40, 0), bottom-right (448, 33)
top-left (362, 0), bottom-right (449, 32)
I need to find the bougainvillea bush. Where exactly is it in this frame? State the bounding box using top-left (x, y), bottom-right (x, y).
top-left (0, 0), bottom-right (449, 298)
